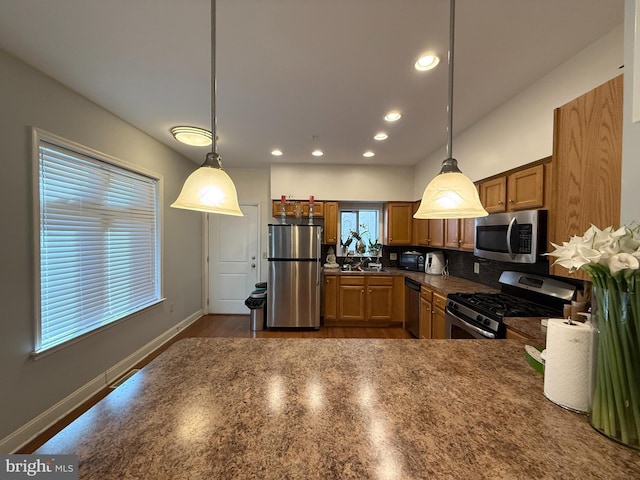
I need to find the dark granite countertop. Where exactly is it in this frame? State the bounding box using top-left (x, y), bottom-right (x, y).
top-left (36, 338), bottom-right (639, 479)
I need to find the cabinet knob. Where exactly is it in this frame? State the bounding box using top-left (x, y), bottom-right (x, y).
top-left (458, 239), bottom-right (462, 244)
top-left (361, 290), bottom-right (364, 294)
top-left (508, 199), bottom-right (514, 203)
top-left (369, 289), bottom-right (372, 293)
top-left (498, 200), bottom-right (504, 205)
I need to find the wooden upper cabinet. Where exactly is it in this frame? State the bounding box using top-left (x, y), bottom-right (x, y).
top-left (479, 176), bottom-right (507, 213)
top-left (412, 200), bottom-right (429, 246)
top-left (444, 219), bottom-right (460, 249)
top-left (271, 200), bottom-right (324, 218)
top-left (384, 202), bottom-right (413, 245)
top-left (506, 164), bottom-right (545, 211)
top-left (549, 75), bottom-right (623, 280)
top-left (479, 164), bottom-right (545, 213)
top-left (427, 219), bottom-right (445, 247)
top-left (323, 201), bottom-right (338, 244)
top-left (459, 217), bottom-right (475, 251)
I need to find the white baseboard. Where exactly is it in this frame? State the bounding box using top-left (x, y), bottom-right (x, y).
top-left (0, 310), bottom-right (202, 454)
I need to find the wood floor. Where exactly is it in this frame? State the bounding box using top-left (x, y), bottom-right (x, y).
top-left (18, 315), bottom-right (411, 453)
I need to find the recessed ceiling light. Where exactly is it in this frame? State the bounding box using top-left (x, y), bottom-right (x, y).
top-left (384, 111), bottom-right (402, 122)
top-left (271, 149), bottom-right (283, 156)
top-left (363, 151), bottom-right (375, 158)
top-left (415, 54), bottom-right (440, 71)
top-left (374, 132), bottom-right (388, 141)
top-left (312, 150), bottom-right (324, 157)
top-left (170, 126), bottom-right (212, 146)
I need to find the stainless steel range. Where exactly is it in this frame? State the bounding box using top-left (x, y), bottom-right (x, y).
top-left (445, 271), bottom-right (577, 339)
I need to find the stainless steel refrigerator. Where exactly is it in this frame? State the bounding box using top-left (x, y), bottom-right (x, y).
top-left (267, 224), bottom-right (322, 328)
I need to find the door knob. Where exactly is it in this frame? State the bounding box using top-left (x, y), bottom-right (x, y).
top-left (251, 263), bottom-right (256, 268)
top-left (251, 256), bottom-right (256, 260)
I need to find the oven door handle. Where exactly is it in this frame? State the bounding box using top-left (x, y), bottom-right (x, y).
top-left (506, 217), bottom-right (517, 259)
top-left (447, 309), bottom-right (497, 339)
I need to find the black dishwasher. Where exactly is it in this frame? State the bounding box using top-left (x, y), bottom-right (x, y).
top-left (404, 277), bottom-right (421, 338)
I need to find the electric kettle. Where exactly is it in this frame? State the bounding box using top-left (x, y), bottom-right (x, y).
top-left (425, 251), bottom-right (445, 275)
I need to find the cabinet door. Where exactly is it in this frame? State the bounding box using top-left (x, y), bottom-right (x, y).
top-left (324, 275), bottom-right (338, 321)
top-left (420, 297), bottom-right (432, 339)
top-left (324, 202), bottom-right (338, 244)
top-left (506, 164), bottom-right (544, 211)
top-left (459, 218), bottom-right (475, 251)
top-left (505, 327), bottom-right (530, 341)
top-left (412, 200), bottom-right (429, 246)
top-left (367, 280), bottom-right (394, 321)
top-left (427, 219), bottom-right (445, 247)
top-left (271, 200), bottom-right (324, 218)
top-left (338, 276), bottom-right (366, 321)
top-left (480, 177), bottom-right (507, 213)
top-left (385, 202), bottom-right (413, 245)
top-left (432, 307), bottom-right (446, 339)
top-left (550, 75), bottom-right (622, 280)
top-left (444, 219), bottom-right (459, 249)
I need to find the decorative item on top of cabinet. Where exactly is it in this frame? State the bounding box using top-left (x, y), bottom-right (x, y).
top-left (420, 285), bottom-right (433, 339)
top-left (384, 202), bottom-right (413, 245)
top-left (431, 292), bottom-right (447, 339)
top-left (477, 159), bottom-right (550, 213)
top-left (271, 200), bottom-right (324, 218)
top-left (549, 75), bottom-right (622, 281)
top-left (323, 201), bottom-right (338, 244)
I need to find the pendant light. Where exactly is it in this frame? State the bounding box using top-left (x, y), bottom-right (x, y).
top-left (171, 0), bottom-right (243, 216)
top-left (414, 0), bottom-right (488, 219)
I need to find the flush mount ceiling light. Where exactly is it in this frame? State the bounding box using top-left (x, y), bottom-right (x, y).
top-left (271, 149), bottom-right (283, 156)
top-left (363, 151), bottom-right (375, 158)
top-left (384, 111), bottom-right (402, 122)
top-left (374, 132), bottom-right (388, 141)
top-left (414, 54), bottom-right (440, 71)
top-left (414, 0), bottom-right (488, 220)
top-left (311, 150), bottom-right (324, 157)
top-left (171, 0), bottom-right (242, 216)
top-left (170, 126), bottom-right (212, 147)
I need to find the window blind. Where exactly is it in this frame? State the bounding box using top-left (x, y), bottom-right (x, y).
top-left (37, 139), bottom-right (160, 352)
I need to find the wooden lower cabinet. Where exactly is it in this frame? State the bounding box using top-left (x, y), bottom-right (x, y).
top-left (431, 292), bottom-right (447, 339)
top-left (505, 326), bottom-right (530, 341)
top-left (325, 274), bottom-right (400, 326)
top-left (323, 275), bottom-right (338, 321)
top-left (420, 286), bottom-right (433, 339)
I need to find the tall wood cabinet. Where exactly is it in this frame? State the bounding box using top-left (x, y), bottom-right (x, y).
top-left (549, 75), bottom-right (623, 280)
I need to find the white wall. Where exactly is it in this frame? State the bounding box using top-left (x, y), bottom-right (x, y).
top-left (414, 24), bottom-right (624, 199)
top-left (270, 164), bottom-right (415, 201)
top-left (225, 167), bottom-right (271, 280)
top-left (0, 49), bottom-right (203, 449)
top-left (622, 0), bottom-right (640, 224)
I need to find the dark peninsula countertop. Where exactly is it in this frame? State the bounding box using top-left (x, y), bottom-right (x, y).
top-left (36, 338), bottom-right (639, 479)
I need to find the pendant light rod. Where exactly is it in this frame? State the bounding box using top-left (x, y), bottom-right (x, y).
top-left (446, 0), bottom-right (455, 159)
top-left (211, 0), bottom-right (218, 155)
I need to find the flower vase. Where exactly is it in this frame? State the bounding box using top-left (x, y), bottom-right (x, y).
top-left (355, 239), bottom-right (366, 255)
top-left (589, 286), bottom-right (640, 449)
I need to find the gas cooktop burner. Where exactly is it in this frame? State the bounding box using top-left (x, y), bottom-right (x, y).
top-left (448, 292), bottom-right (562, 320)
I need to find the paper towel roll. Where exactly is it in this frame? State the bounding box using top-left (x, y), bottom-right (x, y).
top-left (543, 318), bottom-right (593, 412)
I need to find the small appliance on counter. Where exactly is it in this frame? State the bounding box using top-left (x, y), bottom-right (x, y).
top-left (399, 251), bottom-right (425, 272)
top-left (425, 251), bottom-right (445, 275)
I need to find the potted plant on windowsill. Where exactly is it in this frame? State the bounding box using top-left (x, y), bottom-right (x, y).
top-left (368, 238), bottom-right (382, 257)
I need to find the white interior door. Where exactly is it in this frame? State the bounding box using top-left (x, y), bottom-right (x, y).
top-left (208, 204), bottom-right (259, 314)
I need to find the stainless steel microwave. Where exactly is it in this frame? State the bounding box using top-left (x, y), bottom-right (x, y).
top-left (474, 210), bottom-right (547, 263)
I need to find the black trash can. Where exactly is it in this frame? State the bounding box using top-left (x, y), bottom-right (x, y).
top-left (245, 290), bottom-right (267, 331)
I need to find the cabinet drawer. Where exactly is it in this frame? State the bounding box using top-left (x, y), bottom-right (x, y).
top-left (367, 276), bottom-right (393, 286)
top-left (433, 292), bottom-right (447, 311)
top-left (339, 276), bottom-right (366, 285)
top-left (420, 286), bottom-right (432, 301)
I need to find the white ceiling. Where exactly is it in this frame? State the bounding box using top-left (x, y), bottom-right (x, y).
top-left (0, 0), bottom-right (624, 167)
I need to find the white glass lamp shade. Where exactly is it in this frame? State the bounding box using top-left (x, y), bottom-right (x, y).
top-left (171, 165), bottom-right (243, 216)
top-left (414, 171), bottom-right (488, 219)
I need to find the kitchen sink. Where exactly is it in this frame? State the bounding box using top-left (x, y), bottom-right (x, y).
top-left (341, 267), bottom-right (390, 273)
